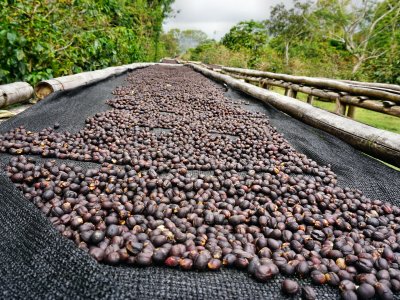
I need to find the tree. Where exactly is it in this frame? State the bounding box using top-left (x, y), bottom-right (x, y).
top-left (160, 29), bottom-right (180, 57)
top-left (266, 1), bottom-right (312, 66)
top-left (167, 29), bottom-right (209, 54)
top-left (315, 0), bottom-right (400, 75)
top-left (221, 20), bottom-right (268, 51)
top-left (366, 0), bottom-right (400, 83)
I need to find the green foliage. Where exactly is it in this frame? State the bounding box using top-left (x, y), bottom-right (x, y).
top-left (159, 30), bottom-right (180, 58)
top-left (221, 20), bottom-right (268, 68)
top-left (183, 41), bottom-right (249, 68)
top-left (266, 0), bottom-right (313, 65)
top-left (365, 0), bottom-right (400, 83)
top-left (0, 0), bottom-right (174, 85)
top-left (222, 21), bottom-right (267, 51)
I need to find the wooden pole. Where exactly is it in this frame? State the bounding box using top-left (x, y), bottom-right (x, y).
top-left (34, 63), bottom-right (168, 99)
top-left (261, 80), bottom-right (269, 90)
top-left (307, 94), bottom-right (314, 105)
top-left (335, 98), bottom-right (346, 115)
top-left (347, 105), bottom-right (356, 118)
top-left (0, 82), bottom-right (33, 108)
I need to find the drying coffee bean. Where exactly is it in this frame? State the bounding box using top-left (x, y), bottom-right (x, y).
top-left (180, 258), bottom-right (193, 270)
top-left (106, 225), bottom-right (119, 238)
top-left (153, 248), bottom-right (169, 264)
top-left (151, 235), bottom-right (167, 247)
top-left (281, 279), bottom-right (299, 295)
top-left (341, 290), bottom-right (358, 300)
top-left (165, 256), bottom-right (180, 267)
top-left (105, 252), bottom-right (120, 265)
top-left (326, 272), bottom-right (340, 286)
top-left (339, 280), bottom-right (356, 292)
top-left (89, 247), bottom-right (105, 261)
top-left (296, 261), bottom-right (309, 277)
top-left (357, 283), bottom-right (375, 299)
top-left (42, 190), bottom-right (55, 201)
top-left (254, 264), bottom-right (275, 282)
top-left (375, 282), bottom-right (393, 300)
top-left (208, 258), bottom-right (221, 270)
top-left (311, 270), bottom-right (326, 285)
top-left (90, 231), bottom-right (105, 244)
top-left (136, 252), bottom-right (152, 266)
top-left (301, 286), bottom-right (316, 300)
top-left (194, 253), bottom-right (209, 270)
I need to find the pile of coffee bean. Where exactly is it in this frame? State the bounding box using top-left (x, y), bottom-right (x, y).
top-left (2, 66), bottom-right (400, 299)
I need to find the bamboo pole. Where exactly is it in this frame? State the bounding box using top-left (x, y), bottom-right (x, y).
top-left (34, 63), bottom-right (180, 99)
top-left (0, 82), bottom-right (33, 108)
top-left (339, 97), bottom-right (400, 117)
top-left (222, 67), bottom-right (400, 104)
top-left (190, 63), bottom-right (400, 167)
top-left (340, 79), bottom-right (400, 93)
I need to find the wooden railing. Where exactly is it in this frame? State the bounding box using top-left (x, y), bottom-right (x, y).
top-left (188, 63), bottom-right (400, 167)
top-left (218, 66), bottom-right (400, 118)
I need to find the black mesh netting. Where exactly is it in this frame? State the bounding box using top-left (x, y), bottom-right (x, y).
top-left (0, 65), bottom-right (399, 300)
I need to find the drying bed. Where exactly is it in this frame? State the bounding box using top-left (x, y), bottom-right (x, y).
top-left (1, 65), bottom-right (400, 299)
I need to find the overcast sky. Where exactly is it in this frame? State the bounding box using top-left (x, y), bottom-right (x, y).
top-left (163, 0), bottom-right (293, 40)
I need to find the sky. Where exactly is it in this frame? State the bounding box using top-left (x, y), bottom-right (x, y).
top-left (163, 0), bottom-right (293, 40)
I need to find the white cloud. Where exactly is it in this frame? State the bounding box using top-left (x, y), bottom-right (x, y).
top-left (163, 0), bottom-right (294, 40)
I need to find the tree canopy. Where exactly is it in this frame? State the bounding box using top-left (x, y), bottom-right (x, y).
top-left (0, 0), bottom-right (175, 84)
top-left (222, 20), bottom-right (268, 51)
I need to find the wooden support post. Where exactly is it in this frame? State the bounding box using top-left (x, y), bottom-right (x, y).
top-left (261, 80), bottom-right (269, 90)
top-left (286, 88), bottom-right (294, 97)
top-left (292, 90), bottom-right (298, 99)
top-left (307, 94), bottom-right (314, 105)
top-left (284, 88), bottom-right (289, 96)
top-left (347, 105), bottom-right (356, 118)
top-left (335, 98), bottom-right (346, 115)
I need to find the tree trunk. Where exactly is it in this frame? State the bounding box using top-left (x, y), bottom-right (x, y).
top-left (352, 56), bottom-right (365, 75)
top-left (285, 42), bottom-right (290, 66)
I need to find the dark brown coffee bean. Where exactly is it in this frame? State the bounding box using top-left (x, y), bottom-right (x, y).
top-left (281, 279), bottom-right (299, 295)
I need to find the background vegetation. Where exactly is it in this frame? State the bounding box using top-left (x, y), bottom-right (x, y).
top-left (2, 0), bottom-right (398, 86)
top-left (181, 0), bottom-right (400, 84)
top-left (0, 0), bottom-right (174, 85)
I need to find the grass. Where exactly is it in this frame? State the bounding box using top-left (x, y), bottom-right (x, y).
top-left (269, 86), bottom-right (400, 134)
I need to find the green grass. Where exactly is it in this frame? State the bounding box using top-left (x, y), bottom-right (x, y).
top-left (269, 86), bottom-right (400, 134)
